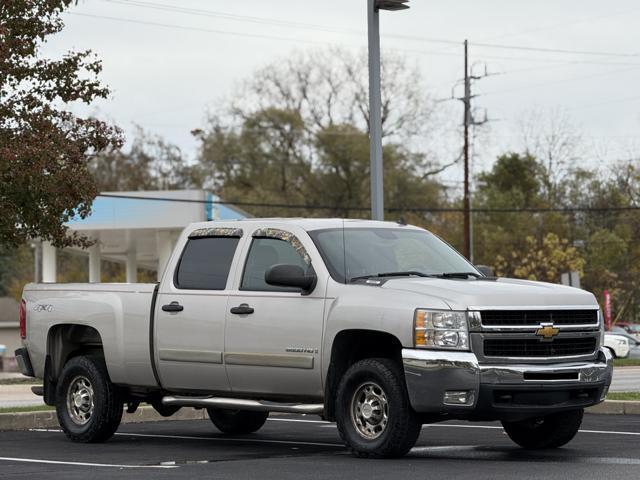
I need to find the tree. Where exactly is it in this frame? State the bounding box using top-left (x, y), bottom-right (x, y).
top-left (231, 48), bottom-right (435, 141)
top-left (91, 127), bottom-right (193, 191)
top-left (494, 233), bottom-right (585, 283)
top-left (193, 48), bottom-right (448, 219)
top-left (0, 0), bottom-right (121, 248)
top-left (519, 106), bottom-right (583, 201)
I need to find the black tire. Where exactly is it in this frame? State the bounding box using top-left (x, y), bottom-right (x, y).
top-left (502, 408), bottom-right (584, 449)
top-left (55, 355), bottom-right (123, 443)
top-left (335, 358), bottom-right (421, 458)
top-left (207, 408), bottom-right (269, 434)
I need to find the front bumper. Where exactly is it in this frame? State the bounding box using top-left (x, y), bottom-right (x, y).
top-left (402, 347), bottom-right (613, 420)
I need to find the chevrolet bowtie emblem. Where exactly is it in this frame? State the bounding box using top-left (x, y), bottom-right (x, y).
top-left (536, 323), bottom-right (560, 340)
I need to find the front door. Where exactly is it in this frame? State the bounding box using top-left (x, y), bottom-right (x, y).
top-left (155, 232), bottom-right (242, 392)
top-left (225, 228), bottom-right (325, 398)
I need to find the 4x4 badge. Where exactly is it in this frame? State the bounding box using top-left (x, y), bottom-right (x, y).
top-left (536, 323), bottom-right (560, 340)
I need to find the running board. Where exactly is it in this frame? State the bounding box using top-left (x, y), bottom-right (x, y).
top-left (161, 395), bottom-right (324, 414)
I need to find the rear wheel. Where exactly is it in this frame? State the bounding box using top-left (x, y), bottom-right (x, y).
top-left (502, 409), bottom-right (584, 449)
top-left (56, 355), bottom-right (123, 443)
top-left (335, 358), bottom-right (421, 458)
top-left (207, 408), bottom-right (269, 434)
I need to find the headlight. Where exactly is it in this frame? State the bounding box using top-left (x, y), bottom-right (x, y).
top-left (414, 309), bottom-right (469, 350)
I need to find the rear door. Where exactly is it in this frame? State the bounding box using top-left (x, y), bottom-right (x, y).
top-left (225, 227), bottom-right (325, 398)
top-left (155, 228), bottom-right (244, 392)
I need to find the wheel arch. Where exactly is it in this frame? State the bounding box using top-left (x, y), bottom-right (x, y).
top-left (323, 329), bottom-right (403, 421)
top-left (43, 323), bottom-right (105, 405)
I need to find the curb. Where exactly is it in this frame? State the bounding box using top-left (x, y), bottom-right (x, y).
top-left (586, 400), bottom-right (640, 415)
top-left (0, 406), bottom-right (207, 432)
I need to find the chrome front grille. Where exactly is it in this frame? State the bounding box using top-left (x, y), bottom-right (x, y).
top-left (480, 310), bottom-right (598, 327)
top-left (470, 309), bottom-right (600, 363)
top-left (483, 337), bottom-right (598, 358)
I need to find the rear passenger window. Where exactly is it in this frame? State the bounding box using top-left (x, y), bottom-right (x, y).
top-left (175, 237), bottom-right (239, 290)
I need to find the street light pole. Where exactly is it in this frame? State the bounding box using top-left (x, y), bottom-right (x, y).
top-left (368, 0), bottom-right (383, 221)
top-left (367, 0), bottom-right (409, 221)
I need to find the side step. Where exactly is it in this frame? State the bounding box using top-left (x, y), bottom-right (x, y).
top-left (162, 396), bottom-right (324, 414)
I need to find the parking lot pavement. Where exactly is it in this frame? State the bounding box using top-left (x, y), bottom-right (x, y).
top-left (0, 413), bottom-right (639, 480)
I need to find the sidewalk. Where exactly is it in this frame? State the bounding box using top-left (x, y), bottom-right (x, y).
top-left (0, 384), bottom-right (45, 408)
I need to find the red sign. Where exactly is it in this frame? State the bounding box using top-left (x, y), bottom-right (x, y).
top-left (604, 290), bottom-right (612, 330)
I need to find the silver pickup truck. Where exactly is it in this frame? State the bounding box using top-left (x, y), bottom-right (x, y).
top-left (15, 219), bottom-right (612, 458)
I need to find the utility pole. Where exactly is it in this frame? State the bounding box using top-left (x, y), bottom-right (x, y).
top-left (367, 0), bottom-right (410, 221)
top-left (463, 39), bottom-right (471, 261)
top-left (455, 40), bottom-right (489, 261)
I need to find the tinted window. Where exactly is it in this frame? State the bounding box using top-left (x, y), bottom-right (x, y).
top-left (241, 237), bottom-right (312, 292)
top-left (175, 237), bottom-right (239, 290)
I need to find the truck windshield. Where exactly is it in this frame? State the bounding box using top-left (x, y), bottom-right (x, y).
top-left (308, 227), bottom-right (479, 284)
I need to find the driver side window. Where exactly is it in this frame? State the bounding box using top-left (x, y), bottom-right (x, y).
top-left (241, 237), bottom-right (311, 292)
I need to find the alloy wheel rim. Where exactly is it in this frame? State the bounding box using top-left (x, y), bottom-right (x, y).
top-left (66, 376), bottom-right (95, 425)
top-left (350, 382), bottom-right (389, 440)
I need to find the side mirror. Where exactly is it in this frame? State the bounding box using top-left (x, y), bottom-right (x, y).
top-left (476, 265), bottom-right (495, 277)
top-left (265, 264), bottom-right (317, 293)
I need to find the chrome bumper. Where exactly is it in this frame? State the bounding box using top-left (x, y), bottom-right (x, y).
top-left (402, 347), bottom-right (613, 418)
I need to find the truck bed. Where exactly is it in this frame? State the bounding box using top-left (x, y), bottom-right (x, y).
top-left (22, 282), bottom-right (159, 387)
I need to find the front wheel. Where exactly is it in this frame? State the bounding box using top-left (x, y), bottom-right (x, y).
top-left (335, 358), bottom-right (421, 458)
top-left (55, 355), bottom-right (123, 443)
top-left (207, 408), bottom-right (269, 434)
top-left (502, 409), bottom-right (584, 449)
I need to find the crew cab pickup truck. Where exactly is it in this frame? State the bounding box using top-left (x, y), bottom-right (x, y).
top-left (15, 219), bottom-right (613, 458)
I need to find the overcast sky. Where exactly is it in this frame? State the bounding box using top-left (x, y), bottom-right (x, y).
top-left (45, 0), bottom-right (640, 187)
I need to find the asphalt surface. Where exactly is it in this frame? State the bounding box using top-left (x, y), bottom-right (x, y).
top-left (0, 413), bottom-right (638, 479)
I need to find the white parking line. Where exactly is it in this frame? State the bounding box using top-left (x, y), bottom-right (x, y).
top-left (0, 456), bottom-right (178, 469)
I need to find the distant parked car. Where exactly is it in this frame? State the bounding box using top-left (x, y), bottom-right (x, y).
top-left (604, 333), bottom-right (631, 359)
top-left (614, 323), bottom-right (640, 341)
top-left (609, 327), bottom-right (640, 347)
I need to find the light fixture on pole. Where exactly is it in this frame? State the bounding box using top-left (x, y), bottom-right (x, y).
top-left (368, 0), bottom-right (410, 221)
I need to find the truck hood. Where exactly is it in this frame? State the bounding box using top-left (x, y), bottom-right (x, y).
top-left (380, 277), bottom-right (597, 310)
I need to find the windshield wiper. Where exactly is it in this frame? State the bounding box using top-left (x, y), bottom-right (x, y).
top-left (349, 271), bottom-right (430, 282)
top-left (429, 272), bottom-right (483, 279)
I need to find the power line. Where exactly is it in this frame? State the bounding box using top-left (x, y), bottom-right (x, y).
top-left (481, 65), bottom-right (640, 97)
top-left (89, 1), bottom-right (640, 60)
top-left (68, 12), bottom-right (329, 46)
top-left (97, 194), bottom-right (640, 214)
top-left (66, 12), bottom-right (640, 72)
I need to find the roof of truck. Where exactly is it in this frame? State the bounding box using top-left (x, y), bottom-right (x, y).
top-left (186, 218), bottom-right (425, 232)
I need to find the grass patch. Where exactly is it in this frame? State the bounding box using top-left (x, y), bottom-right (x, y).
top-left (607, 392), bottom-right (640, 401)
top-left (613, 358), bottom-right (640, 367)
top-left (0, 377), bottom-right (41, 385)
top-left (0, 405), bottom-right (54, 414)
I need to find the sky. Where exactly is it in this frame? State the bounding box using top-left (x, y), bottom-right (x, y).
top-left (43, 0), bottom-right (640, 189)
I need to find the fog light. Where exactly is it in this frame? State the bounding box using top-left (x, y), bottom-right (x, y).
top-left (443, 390), bottom-right (475, 406)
